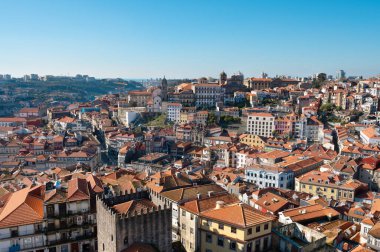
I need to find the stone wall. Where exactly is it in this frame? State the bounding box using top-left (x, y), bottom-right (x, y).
top-left (117, 205), bottom-right (172, 252)
top-left (96, 193), bottom-right (172, 252)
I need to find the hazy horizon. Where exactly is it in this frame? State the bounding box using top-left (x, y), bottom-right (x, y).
top-left (1, 0), bottom-right (380, 79)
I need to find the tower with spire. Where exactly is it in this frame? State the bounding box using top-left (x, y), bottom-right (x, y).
top-left (161, 76), bottom-right (168, 102)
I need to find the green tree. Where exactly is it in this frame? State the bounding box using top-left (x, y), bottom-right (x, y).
top-left (207, 112), bottom-right (217, 125)
top-left (317, 73), bottom-right (327, 83)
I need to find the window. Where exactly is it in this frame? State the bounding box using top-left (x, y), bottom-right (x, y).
top-left (206, 250), bottom-right (213, 252)
top-left (218, 236), bottom-right (224, 247)
top-left (263, 237), bottom-right (269, 249)
top-left (190, 228), bottom-right (194, 234)
top-left (182, 224), bottom-right (186, 230)
top-left (231, 227), bottom-right (237, 233)
top-left (124, 237), bottom-right (128, 245)
top-left (230, 241), bottom-right (237, 251)
top-left (47, 205), bottom-right (54, 217)
top-left (255, 240), bottom-right (260, 251)
top-left (248, 228), bottom-right (252, 235)
top-left (219, 223), bottom-right (224, 230)
top-left (182, 210), bottom-right (186, 217)
top-left (206, 233), bottom-right (212, 243)
top-left (256, 226), bottom-right (261, 232)
top-left (264, 223), bottom-right (269, 230)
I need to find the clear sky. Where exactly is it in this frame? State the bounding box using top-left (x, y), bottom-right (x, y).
top-left (1, 0), bottom-right (379, 79)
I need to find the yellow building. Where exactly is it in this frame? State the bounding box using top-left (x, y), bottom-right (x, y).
top-left (239, 134), bottom-right (266, 148)
top-left (295, 170), bottom-right (368, 201)
top-left (179, 197), bottom-right (274, 252)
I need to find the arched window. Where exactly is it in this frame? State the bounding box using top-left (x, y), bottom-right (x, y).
top-left (124, 237), bottom-right (128, 245)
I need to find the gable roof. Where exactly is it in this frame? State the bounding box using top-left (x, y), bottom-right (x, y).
top-left (201, 203), bottom-right (274, 228)
top-left (0, 186), bottom-right (44, 228)
top-left (67, 178), bottom-right (90, 202)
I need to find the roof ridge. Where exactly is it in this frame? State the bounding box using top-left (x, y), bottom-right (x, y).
top-left (240, 204), bottom-right (246, 226)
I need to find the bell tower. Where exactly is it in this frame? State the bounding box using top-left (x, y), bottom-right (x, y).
top-left (161, 76), bottom-right (168, 102)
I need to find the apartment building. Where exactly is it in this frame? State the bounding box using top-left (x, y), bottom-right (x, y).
top-left (245, 164), bottom-right (294, 190)
top-left (0, 186), bottom-right (45, 252)
top-left (192, 83), bottom-right (224, 108)
top-left (305, 116), bottom-right (324, 143)
top-left (166, 103), bottom-right (182, 123)
top-left (247, 113), bottom-right (275, 137)
top-left (159, 184), bottom-right (226, 243)
top-left (295, 170), bottom-right (368, 201)
top-left (178, 195), bottom-right (273, 252)
top-left (44, 177), bottom-right (98, 252)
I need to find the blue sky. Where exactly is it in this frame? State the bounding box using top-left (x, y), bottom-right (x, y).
top-left (1, 0), bottom-right (379, 78)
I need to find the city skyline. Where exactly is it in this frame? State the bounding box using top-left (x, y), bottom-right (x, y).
top-left (1, 0), bottom-right (380, 78)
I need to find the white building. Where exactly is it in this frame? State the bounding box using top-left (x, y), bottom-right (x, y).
top-left (245, 164), bottom-right (293, 189)
top-left (360, 127), bottom-right (380, 145)
top-left (191, 83), bottom-right (224, 108)
top-left (368, 222), bottom-right (380, 251)
top-left (305, 116), bottom-right (324, 143)
top-left (166, 103), bottom-right (182, 123)
top-left (125, 111), bottom-right (138, 126)
top-left (247, 113), bottom-right (275, 137)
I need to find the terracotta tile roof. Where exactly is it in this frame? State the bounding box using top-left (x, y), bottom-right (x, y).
top-left (19, 107), bottom-right (39, 113)
top-left (281, 204), bottom-right (339, 223)
top-left (0, 186), bottom-right (44, 228)
top-left (58, 116), bottom-right (76, 123)
top-left (181, 193), bottom-right (239, 214)
top-left (160, 184), bottom-right (225, 203)
top-left (361, 127), bottom-right (380, 139)
top-left (86, 174), bottom-right (104, 194)
top-left (67, 178), bottom-right (90, 202)
top-left (201, 203), bottom-right (274, 228)
top-left (369, 222), bottom-right (380, 238)
top-left (248, 112), bottom-right (274, 117)
top-left (351, 245), bottom-right (375, 252)
top-left (254, 192), bottom-right (291, 214)
top-left (112, 199), bottom-right (156, 214)
top-left (44, 189), bottom-right (68, 203)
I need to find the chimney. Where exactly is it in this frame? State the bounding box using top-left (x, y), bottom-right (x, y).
top-left (208, 191), bottom-right (214, 197)
top-left (197, 193), bottom-right (201, 200)
top-left (175, 172), bottom-right (181, 178)
top-left (215, 201), bottom-right (225, 209)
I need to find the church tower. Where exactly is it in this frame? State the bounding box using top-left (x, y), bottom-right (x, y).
top-left (161, 76), bottom-right (168, 102)
top-left (220, 71), bottom-right (227, 85)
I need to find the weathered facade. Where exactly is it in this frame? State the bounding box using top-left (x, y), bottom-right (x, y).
top-left (96, 193), bottom-right (172, 252)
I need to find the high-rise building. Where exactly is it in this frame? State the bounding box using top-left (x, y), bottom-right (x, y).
top-left (336, 70), bottom-right (346, 80)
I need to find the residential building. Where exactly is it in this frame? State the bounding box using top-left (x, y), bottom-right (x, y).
top-left (295, 170), bottom-right (368, 201)
top-left (247, 113), bottom-right (275, 137)
top-left (245, 164), bottom-right (294, 189)
top-left (166, 103), bottom-right (182, 123)
top-left (192, 83), bottom-right (224, 108)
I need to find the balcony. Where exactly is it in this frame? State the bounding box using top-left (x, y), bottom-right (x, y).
top-left (47, 232), bottom-right (96, 246)
top-left (45, 219), bottom-right (96, 234)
